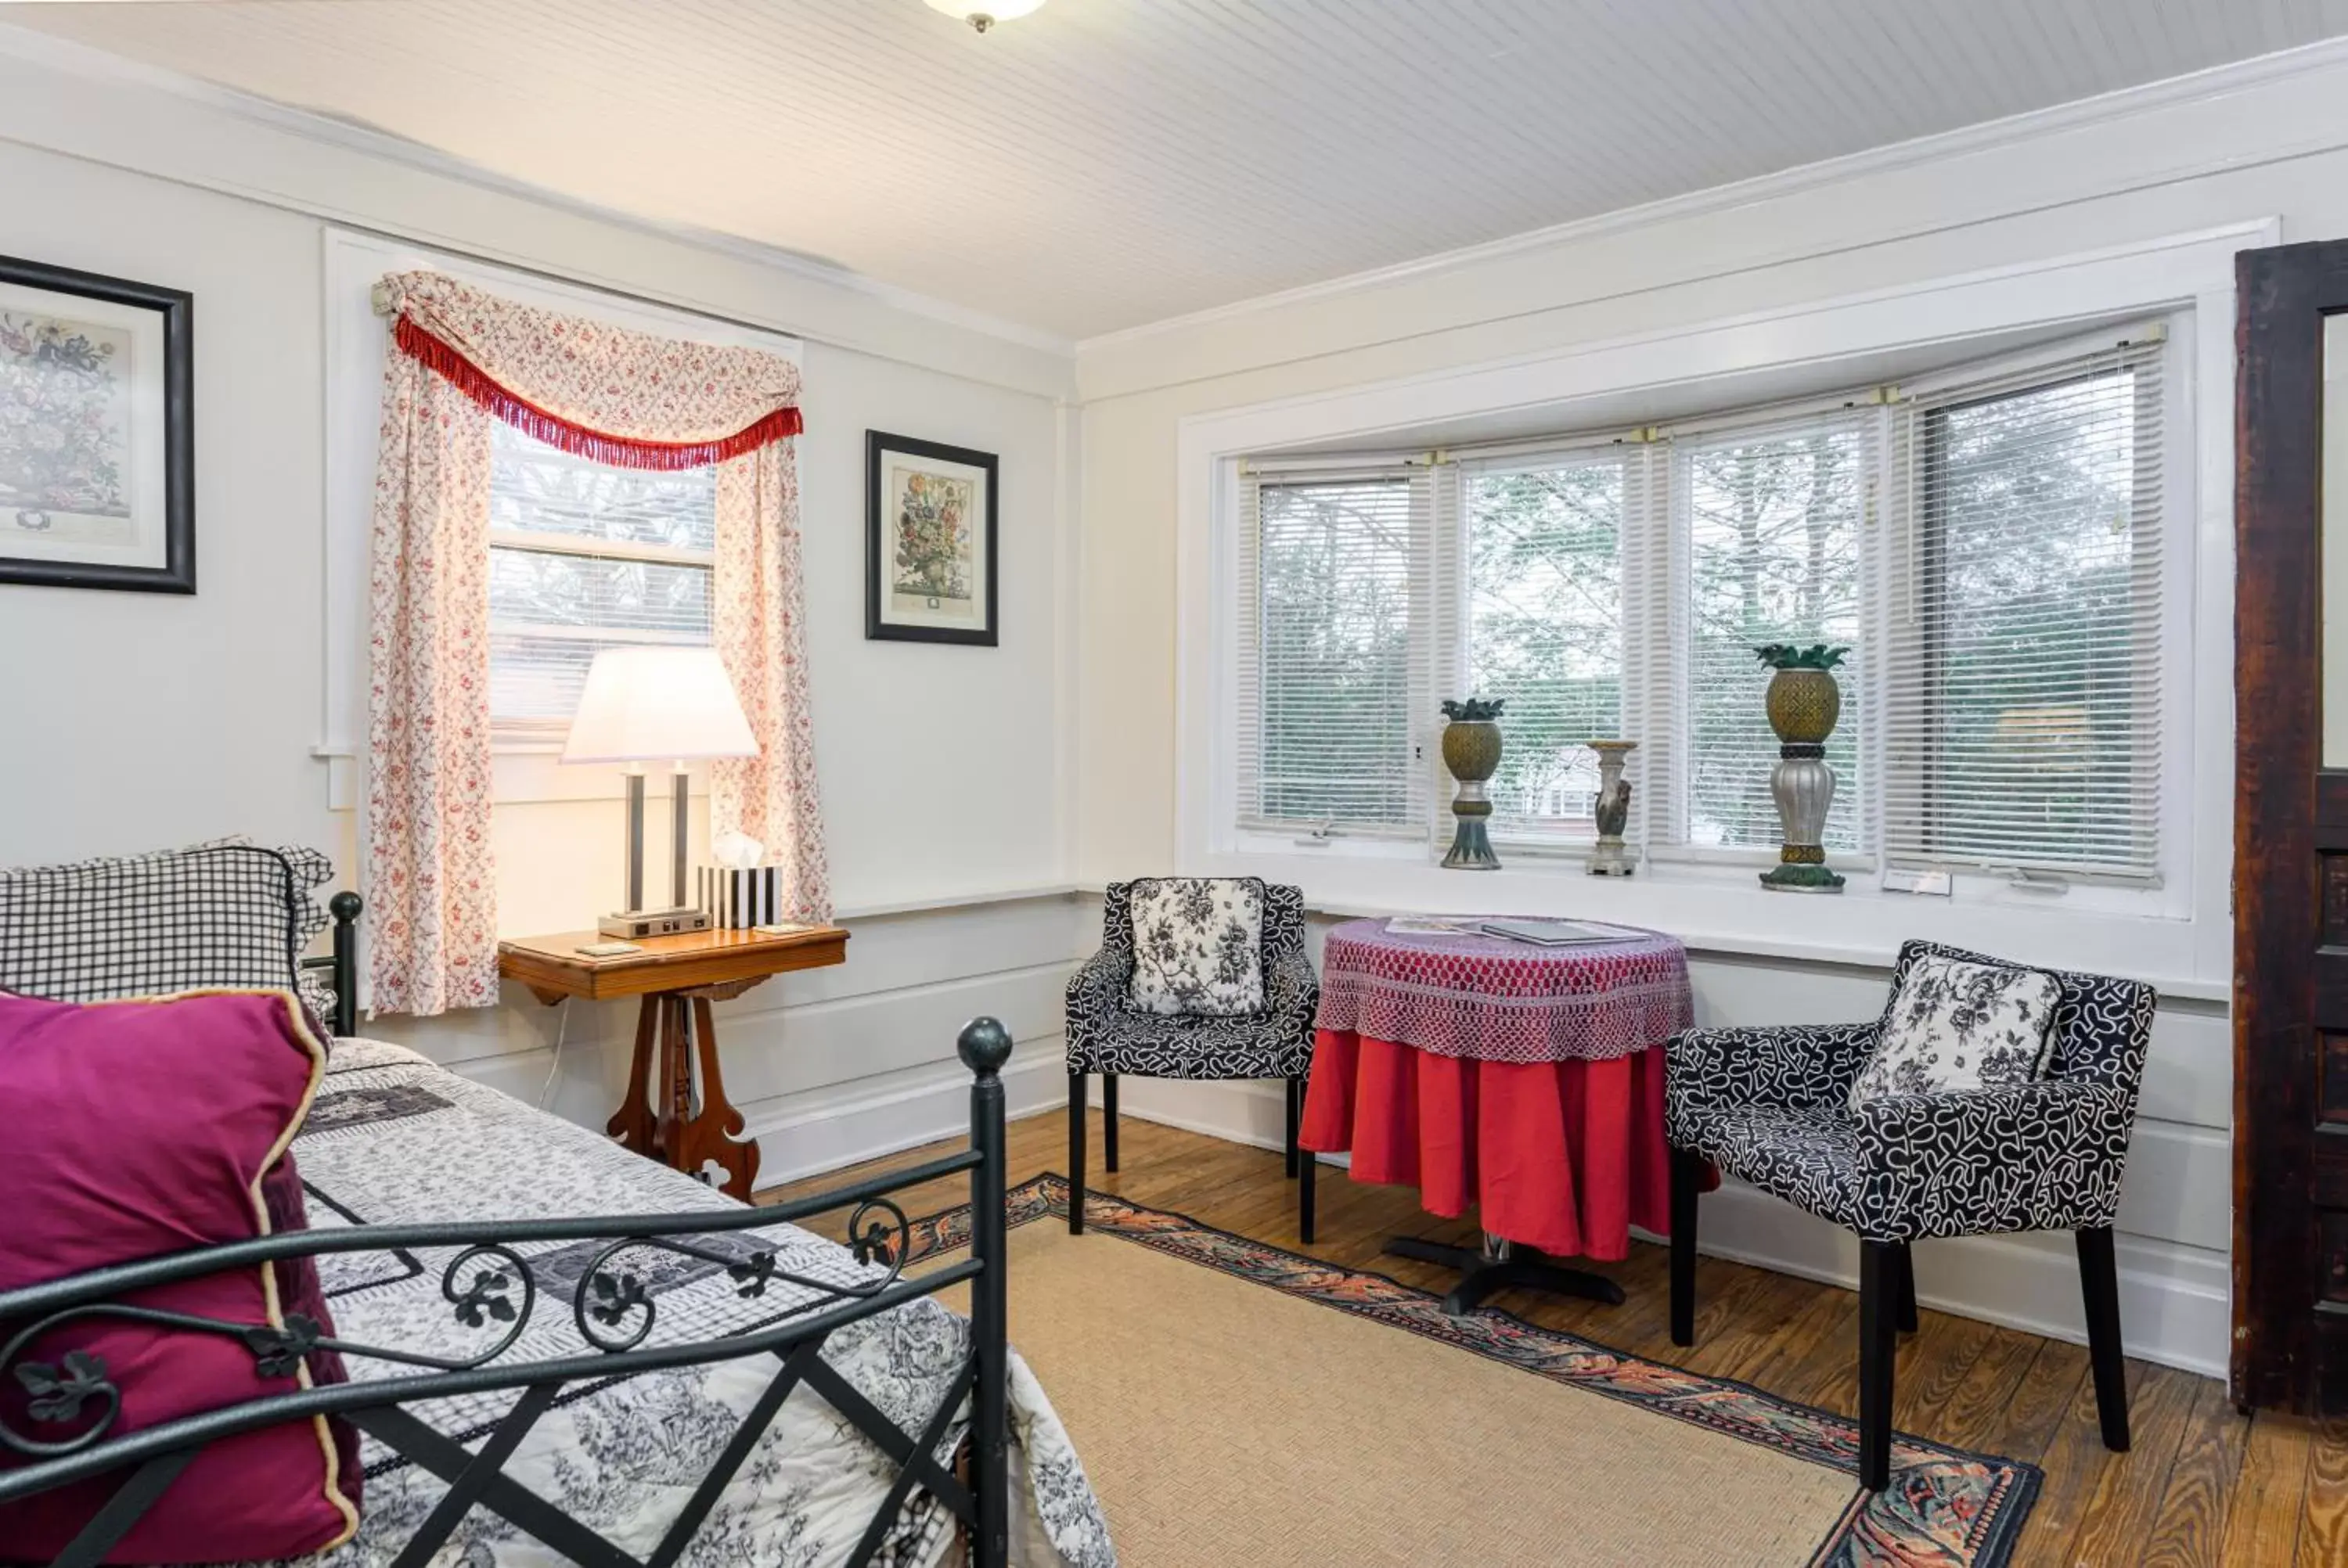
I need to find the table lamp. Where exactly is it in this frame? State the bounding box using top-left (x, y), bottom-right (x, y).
top-left (561, 646), bottom-right (759, 939)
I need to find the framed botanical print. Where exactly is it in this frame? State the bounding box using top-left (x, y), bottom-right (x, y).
top-left (866, 430), bottom-right (997, 646)
top-left (0, 256), bottom-right (193, 594)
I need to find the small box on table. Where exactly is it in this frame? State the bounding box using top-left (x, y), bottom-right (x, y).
top-left (700, 865), bottom-right (780, 930)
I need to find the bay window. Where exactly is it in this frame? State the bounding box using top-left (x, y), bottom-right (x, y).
top-left (1231, 322), bottom-right (2173, 883)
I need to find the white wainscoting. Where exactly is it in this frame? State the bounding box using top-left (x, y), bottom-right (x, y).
top-left (1097, 912), bottom-right (2233, 1379)
top-left (360, 891), bottom-right (1089, 1191)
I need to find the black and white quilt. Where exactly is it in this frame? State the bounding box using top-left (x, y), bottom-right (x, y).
top-left (260, 1038), bottom-right (1116, 1568)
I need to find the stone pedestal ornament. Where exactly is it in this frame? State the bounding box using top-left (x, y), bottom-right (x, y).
top-left (1586, 739), bottom-right (1638, 877)
top-left (1756, 644), bottom-right (1847, 894)
top-left (1440, 696), bottom-right (1505, 871)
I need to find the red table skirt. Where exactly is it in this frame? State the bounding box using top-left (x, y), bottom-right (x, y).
top-left (1298, 1028), bottom-right (1675, 1259)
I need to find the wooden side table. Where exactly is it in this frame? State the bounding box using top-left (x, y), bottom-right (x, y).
top-left (497, 923), bottom-right (849, 1199)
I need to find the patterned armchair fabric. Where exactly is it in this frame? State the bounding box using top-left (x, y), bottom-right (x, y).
top-left (1065, 880), bottom-right (1317, 1081)
top-left (1665, 940), bottom-right (2155, 1243)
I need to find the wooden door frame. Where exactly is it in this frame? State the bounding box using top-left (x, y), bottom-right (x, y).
top-left (2233, 239), bottom-right (2348, 1412)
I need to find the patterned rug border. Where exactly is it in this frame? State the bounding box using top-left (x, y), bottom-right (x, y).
top-left (905, 1173), bottom-right (2042, 1568)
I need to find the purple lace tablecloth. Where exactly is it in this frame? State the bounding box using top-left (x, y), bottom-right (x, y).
top-left (1313, 919), bottom-right (1693, 1065)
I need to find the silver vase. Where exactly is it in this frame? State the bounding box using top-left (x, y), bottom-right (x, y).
top-left (1587, 739), bottom-right (1637, 877)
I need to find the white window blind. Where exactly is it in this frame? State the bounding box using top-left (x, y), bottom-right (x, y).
top-left (486, 420), bottom-right (718, 742)
top-left (1237, 469), bottom-right (1428, 833)
top-left (1454, 449), bottom-right (1632, 839)
top-left (1674, 412), bottom-right (1869, 852)
top-left (1882, 333), bottom-right (2166, 878)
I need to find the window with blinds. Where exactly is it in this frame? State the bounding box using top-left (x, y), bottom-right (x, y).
top-left (486, 419), bottom-right (718, 743)
top-left (1458, 451), bottom-right (1629, 835)
top-left (1677, 415), bottom-right (1867, 852)
top-left (1881, 334), bottom-right (2166, 878)
top-left (1228, 320), bottom-right (2174, 883)
top-left (1237, 472), bottom-right (1425, 832)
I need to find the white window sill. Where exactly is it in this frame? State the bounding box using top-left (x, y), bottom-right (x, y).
top-left (1176, 838), bottom-right (2220, 1001)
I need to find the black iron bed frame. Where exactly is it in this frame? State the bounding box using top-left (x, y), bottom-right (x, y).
top-left (0, 893), bottom-right (1016, 1568)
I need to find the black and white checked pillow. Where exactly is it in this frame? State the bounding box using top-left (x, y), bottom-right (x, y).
top-left (0, 839), bottom-right (334, 1023)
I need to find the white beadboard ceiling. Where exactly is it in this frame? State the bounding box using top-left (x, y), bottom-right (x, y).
top-left (12, 0), bottom-right (2348, 340)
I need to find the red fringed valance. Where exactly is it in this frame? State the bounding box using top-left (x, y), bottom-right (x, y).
top-left (393, 315), bottom-right (801, 472)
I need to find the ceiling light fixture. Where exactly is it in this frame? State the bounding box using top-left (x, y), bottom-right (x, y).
top-left (924, 0), bottom-right (1045, 33)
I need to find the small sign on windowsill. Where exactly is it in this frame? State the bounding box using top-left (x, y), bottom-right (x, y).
top-left (1882, 867), bottom-right (1954, 897)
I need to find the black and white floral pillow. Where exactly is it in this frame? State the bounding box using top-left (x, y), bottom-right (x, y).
top-left (1126, 878), bottom-right (1265, 1016)
top-left (1848, 953), bottom-right (2062, 1109)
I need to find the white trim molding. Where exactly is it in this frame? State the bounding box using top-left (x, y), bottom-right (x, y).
top-left (1075, 39), bottom-right (2348, 394)
top-left (1174, 221), bottom-right (2274, 999)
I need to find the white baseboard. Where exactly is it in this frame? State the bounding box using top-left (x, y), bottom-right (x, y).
top-left (1099, 1077), bottom-right (2227, 1378)
top-left (1675, 1179), bottom-right (2228, 1378)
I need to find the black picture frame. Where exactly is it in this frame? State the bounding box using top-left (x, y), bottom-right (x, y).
top-left (0, 254), bottom-right (194, 594)
top-left (866, 430), bottom-right (998, 646)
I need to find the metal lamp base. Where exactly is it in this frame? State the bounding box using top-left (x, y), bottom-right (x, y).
top-left (607, 764), bottom-right (708, 937)
top-left (599, 908), bottom-right (711, 940)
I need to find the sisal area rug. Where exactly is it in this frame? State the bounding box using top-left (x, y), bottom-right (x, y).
top-left (909, 1174), bottom-right (2037, 1567)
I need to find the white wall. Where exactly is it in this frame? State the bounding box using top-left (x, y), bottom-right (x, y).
top-left (0, 34), bottom-right (1085, 1164)
top-left (1066, 45), bottom-right (2348, 1376)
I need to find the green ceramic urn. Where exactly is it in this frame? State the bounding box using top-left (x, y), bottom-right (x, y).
top-left (1439, 696), bottom-right (1504, 870)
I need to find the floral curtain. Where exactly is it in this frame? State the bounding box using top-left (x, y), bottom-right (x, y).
top-left (366, 270), bottom-right (828, 1016)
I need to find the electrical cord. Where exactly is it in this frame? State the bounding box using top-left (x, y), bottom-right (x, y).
top-left (537, 996), bottom-right (571, 1110)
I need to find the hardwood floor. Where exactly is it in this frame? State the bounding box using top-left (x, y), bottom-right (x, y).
top-left (762, 1107), bottom-right (2347, 1566)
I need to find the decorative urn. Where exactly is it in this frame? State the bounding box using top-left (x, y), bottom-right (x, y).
top-left (1755, 644), bottom-right (1848, 893)
top-left (1439, 696), bottom-right (1505, 871)
top-left (1586, 739), bottom-right (1638, 876)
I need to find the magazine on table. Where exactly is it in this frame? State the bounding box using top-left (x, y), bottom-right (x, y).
top-left (1475, 919), bottom-right (1640, 947)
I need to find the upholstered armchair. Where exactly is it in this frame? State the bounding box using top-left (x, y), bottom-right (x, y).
top-left (1065, 879), bottom-right (1320, 1239)
top-left (1664, 939), bottom-right (2156, 1492)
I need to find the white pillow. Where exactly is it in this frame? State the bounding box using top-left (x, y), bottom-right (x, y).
top-left (1126, 879), bottom-right (1265, 1016)
top-left (1848, 952), bottom-right (2061, 1109)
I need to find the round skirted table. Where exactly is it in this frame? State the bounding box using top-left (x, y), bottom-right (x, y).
top-left (1298, 919), bottom-right (1693, 1313)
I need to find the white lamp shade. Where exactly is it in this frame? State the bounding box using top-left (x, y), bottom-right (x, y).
top-left (560, 646), bottom-right (759, 764)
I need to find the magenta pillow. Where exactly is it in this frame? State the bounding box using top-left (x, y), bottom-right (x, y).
top-left (0, 990), bottom-right (360, 1563)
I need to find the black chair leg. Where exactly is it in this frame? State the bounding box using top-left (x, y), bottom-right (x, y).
top-left (1893, 1242), bottom-right (1919, 1335)
top-left (1669, 1148), bottom-right (1702, 1347)
top-left (1284, 1076), bottom-right (1302, 1178)
top-left (1102, 1073), bottom-right (1119, 1174)
top-left (1299, 1139), bottom-right (1316, 1245)
top-left (1857, 1239), bottom-right (1899, 1491)
top-left (2076, 1225), bottom-right (2131, 1451)
top-left (1067, 1071), bottom-right (1086, 1236)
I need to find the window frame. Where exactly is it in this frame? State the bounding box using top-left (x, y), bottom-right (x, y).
top-left (321, 228), bottom-right (801, 807)
top-left (1442, 437), bottom-right (1650, 852)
